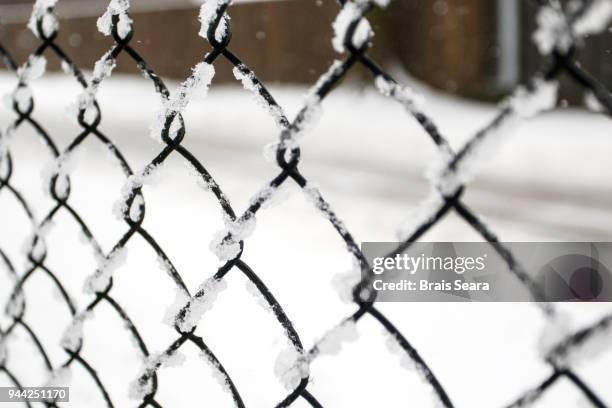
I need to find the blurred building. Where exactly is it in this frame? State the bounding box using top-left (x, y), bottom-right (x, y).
top-left (0, 0), bottom-right (610, 101)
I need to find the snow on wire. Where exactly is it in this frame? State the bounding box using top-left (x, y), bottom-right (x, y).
top-left (0, 0), bottom-right (611, 407)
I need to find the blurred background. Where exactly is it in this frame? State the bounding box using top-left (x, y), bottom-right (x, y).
top-left (1, 0), bottom-right (611, 101)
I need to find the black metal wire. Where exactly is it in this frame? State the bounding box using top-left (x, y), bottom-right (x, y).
top-left (0, 0), bottom-right (610, 407)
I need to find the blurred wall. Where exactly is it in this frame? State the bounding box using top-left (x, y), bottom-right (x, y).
top-left (0, 0), bottom-right (611, 102)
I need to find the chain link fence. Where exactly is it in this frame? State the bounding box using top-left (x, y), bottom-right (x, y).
top-left (0, 0), bottom-right (611, 406)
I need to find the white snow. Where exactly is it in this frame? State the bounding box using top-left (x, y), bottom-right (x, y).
top-left (209, 215), bottom-right (256, 261)
top-left (383, 330), bottom-right (418, 372)
top-left (533, 5), bottom-right (572, 54)
top-left (113, 163), bottom-right (162, 219)
top-left (17, 56), bottom-right (47, 84)
top-left (97, 0), bottom-right (133, 39)
top-left (584, 91), bottom-right (604, 113)
top-left (183, 160), bottom-right (213, 191)
top-left (332, 261), bottom-right (361, 303)
top-left (375, 75), bottom-right (425, 114)
top-left (1, 71), bottom-right (612, 407)
top-left (198, 0), bottom-right (231, 43)
top-left (60, 312), bottom-right (92, 352)
top-left (129, 351), bottom-right (186, 400)
top-left (83, 247), bottom-right (127, 294)
top-left (274, 345), bottom-right (309, 390)
top-left (162, 287), bottom-right (190, 326)
top-left (149, 62), bottom-right (215, 142)
top-left (533, 0), bottom-right (612, 54)
top-left (174, 277), bottom-right (227, 332)
top-left (73, 52), bottom-right (117, 119)
top-left (244, 279), bottom-right (269, 310)
top-left (200, 351), bottom-right (231, 392)
top-left (434, 79), bottom-right (558, 196)
top-left (281, 94), bottom-right (322, 151)
top-left (508, 78), bottom-right (558, 119)
top-left (303, 183), bottom-right (361, 260)
top-left (41, 152), bottom-right (77, 199)
top-left (397, 190), bottom-right (445, 240)
top-left (315, 318), bottom-right (359, 356)
top-left (28, 0), bottom-right (59, 38)
top-left (573, 0), bottom-right (612, 37)
top-left (332, 2), bottom-right (372, 53)
top-left (22, 221), bottom-right (54, 263)
top-left (13, 87), bottom-right (32, 112)
top-left (233, 66), bottom-right (286, 129)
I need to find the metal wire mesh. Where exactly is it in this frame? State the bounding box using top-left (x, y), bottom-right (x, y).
top-left (0, 0), bottom-right (611, 407)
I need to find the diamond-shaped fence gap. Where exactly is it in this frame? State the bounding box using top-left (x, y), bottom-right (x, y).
top-left (68, 300), bottom-right (153, 408)
top-left (106, 237), bottom-right (188, 353)
top-left (0, 326), bottom-right (51, 388)
top-left (38, 209), bottom-right (98, 303)
top-left (188, 273), bottom-right (305, 406)
top-left (378, 301), bottom-right (552, 406)
top-left (146, 343), bottom-right (235, 407)
top-left (0, 191), bottom-right (33, 266)
top-left (237, 188), bottom-right (357, 339)
top-left (127, 153), bottom-right (227, 291)
top-left (302, 314), bottom-right (442, 408)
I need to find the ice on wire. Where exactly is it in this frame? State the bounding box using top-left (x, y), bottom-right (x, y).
top-left (533, 4), bottom-right (571, 54)
top-left (303, 183), bottom-right (362, 261)
top-left (233, 65), bottom-right (286, 129)
top-left (533, 0), bottom-right (612, 55)
top-left (508, 78), bottom-right (558, 119)
top-left (375, 76), bottom-right (425, 114)
top-left (547, 315), bottom-right (612, 368)
top-left (209, 215), bottom-right (256, 261)
top-left (22, 221), bottom-right (54, 264)
top-left (245, 279), bottom-right (269, 310)
top-left (97, 0), bottom-right (132, 39)
top-left (316, 319), bottom-right (359, 355)
top-left (332, 1), bottom-right (372, 53)
top-left (199, 0), bottom-right (231, 43)
top-left (280, 95), bottom-right (322, 151)
top-left (17, 55), bottom-right (47, 84)
top-left (61, 312), bottom-right (92, 352)
top-left (163, 287), bottom-right (190, 326)
top-left (28, 0), bottom-right (59, 38)
top-left (172, 277), bottom-right (227, 332)
top-left (130, 351), bottom-right (186, 400)
top-left (113, 163), bottom-right (163, 219)
top-left (275, 345), bottom-right (309, 389)
top-left (332, 261), bottom-right (362, 303)
top-left (200, 351), bottom-right (231, 393)
top-left (150, 62), bottom-right (215, 141)
top-left (84, 247), bottom-right (127, 293)
top-left (72, 52), bottom-right (117, 121)
top-left (572, 0), bottom-right (612, 38)
top-left (277, 319), bottom-right (358, 388)
top-left (41, 152), bottom-right (77, 199)
top-left (434, 79), bottom-right (557, 196)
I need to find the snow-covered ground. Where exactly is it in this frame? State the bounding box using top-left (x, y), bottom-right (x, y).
top-left (0, 71), bottom-right (611, 407)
